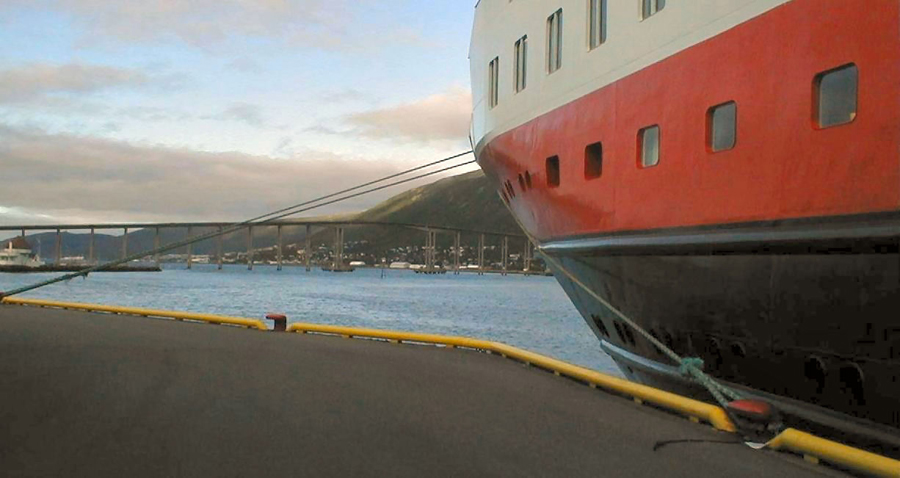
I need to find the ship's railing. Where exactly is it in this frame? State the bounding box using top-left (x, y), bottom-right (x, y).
top-left (1, 296), bottom-right (897, 477)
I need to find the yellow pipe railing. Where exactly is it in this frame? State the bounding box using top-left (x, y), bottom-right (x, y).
top-left (1, 297), bottom-right (268, 331)
top-left (767, 429), bottom-right (899, 477)
top-left (287, 322), bottom-right (736, 432)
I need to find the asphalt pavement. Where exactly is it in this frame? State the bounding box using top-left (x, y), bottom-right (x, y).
top-left (0, 305), bottom-right (847, 477)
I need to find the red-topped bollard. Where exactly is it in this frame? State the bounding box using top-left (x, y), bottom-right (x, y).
top-left (266, 313), bottom-right (287, 332)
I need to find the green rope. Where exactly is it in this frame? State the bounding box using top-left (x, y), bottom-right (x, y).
top-left (499, 194), bottom-right (743, 409)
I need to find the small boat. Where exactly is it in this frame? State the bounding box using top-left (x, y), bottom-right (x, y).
top-left (0, 237), bottom-right (44, 268)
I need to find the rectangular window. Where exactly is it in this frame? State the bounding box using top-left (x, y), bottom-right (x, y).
top-left (638, 125), bottom-right (660, 168)
top-left (708, 101), bottom-right (737, 152)
top-left (585, 142), bottom-right (603, 178)
top-left (546, 156), bottom-right (560, 187)
top-left (589, 0), bottom-right (607, 49)
top-left (547, 9), bottom-right (563, 73)
top-left (515, 36), bottom-right (528, 93)
top-left (815, 63), bottom-right (858, 128)
top-left (642, 0), bottom-right (666, 19)
top-left (488, 57), bottom-right (499, 108)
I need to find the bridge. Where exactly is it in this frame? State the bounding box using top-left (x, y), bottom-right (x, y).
top-left (0, 220), bottom-right (535, 275)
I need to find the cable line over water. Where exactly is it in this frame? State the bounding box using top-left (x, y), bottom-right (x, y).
top-left (0, 151), bottom-right (475, 298)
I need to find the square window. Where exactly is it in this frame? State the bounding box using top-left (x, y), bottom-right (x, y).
top-left (585, 142), bottom-right (603, 178)
top-left (708, 101), bottom-right (737, 152)
top-left (488, 57), bottom-right (499, 108)
top-left (546, 156), bottom-right (560, 187)
top-left (638, 125), bottom-right (660, 168)
top-left (515, 36), bottom-right (528, 93)
top-left (589, 0), bottom-right (607, 50)
top-left (547, 9), bottom-right (563, 74)
top-left (642, 0), bottom-right (665, 19)
top-left (815, 64), bottom-right (858, 128)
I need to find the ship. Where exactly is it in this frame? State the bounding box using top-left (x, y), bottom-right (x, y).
top-left (468, 0), bottom-right (900, 441)
top-left (0, 237), bottom-right (45, 268)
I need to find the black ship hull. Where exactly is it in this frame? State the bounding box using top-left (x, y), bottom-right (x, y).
top-left (542, 212), bottom-right (900, 446)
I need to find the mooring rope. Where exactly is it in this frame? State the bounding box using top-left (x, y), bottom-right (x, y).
top-left (0, 152), bottom-right (475, 298)
top-left (499, 194), bottom-right (744, 410)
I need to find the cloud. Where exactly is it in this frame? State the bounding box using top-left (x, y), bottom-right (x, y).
top-left (0, 63), bottom-right (161, 104)
top-left (319, 88), bottom-right (371, 104)
top-left (213, 103), bottom-right (267, 127)
top-left (0, 124), bottom-right (453, 225)
top-left (225, 57), bottom-right (263, 73)
top-left (346, 87), bottom-right (472, 143)
top-left (115, 106), bottom-right (191, 123)
top-left (1, 0), bottom-right (369, 51)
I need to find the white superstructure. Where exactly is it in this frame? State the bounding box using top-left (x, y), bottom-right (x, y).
top-left (0, 241), bottom-right (44, 268)
top-left (470, 0), bottom-right (791, 150)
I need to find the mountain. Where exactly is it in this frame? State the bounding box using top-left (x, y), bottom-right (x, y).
top-left (358, 170), bottom-right (516, 232)
top-left (3, 170), bottom-right (522, 262)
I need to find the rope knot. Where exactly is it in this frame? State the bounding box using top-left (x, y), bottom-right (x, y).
top-left (678, 357), bottom-right (705, 376)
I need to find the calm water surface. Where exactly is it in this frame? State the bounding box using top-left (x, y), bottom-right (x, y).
top-left (0, 265), bottom-right (620, 375)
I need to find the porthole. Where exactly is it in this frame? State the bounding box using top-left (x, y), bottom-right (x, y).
top-left (591, 314), bottom-right (610, 338)
top-left (624, 326), bottom-right (636, 347)
top-left (707, 101), bottom-right (737, 152)
top-left (524, 171), bottom-right (532, 189)
top-left (616, 321), bottom-right (636, 347)
top-left (661, 330), bottom-right (674, 349)
top-left (838, 362), bottom-right (866, 405)
top-left (705, 337), bottom-right (723, 370)
top-left (638, 125), bottom-right (660, 168)
top-left (804, 355), bottom-right (827, 395)
top-left (584, 142), bottom-right (603, 179)
top-left (814, 63), bottom-right (858, 129)
top-left (613, 322), bottom-right (626, 344)
top-left (546, 156), bottom-right (560, 187)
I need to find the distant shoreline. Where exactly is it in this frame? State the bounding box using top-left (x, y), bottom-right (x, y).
top-left (0, 265), bottom-right (161, 274)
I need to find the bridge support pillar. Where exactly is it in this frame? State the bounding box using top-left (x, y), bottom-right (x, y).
top-left (216, 227), bottom-right (223, 271)
top-left (305, 225), bottom-right (311, 272)
top-left (523, 240), bottom-right (532, 276)
top-left (424, 228), bottom-right (433, 270)
top-left (478, 234), bottom-right (485, 276)
top-left (88, 228), bottom-right (95, 265)
top-left (502, 236), bottom-right (508, 276)
top-left (277, 225), bottom-right (283, 271)
top-left (454, 232), bottom-right (461, 275)
top-left (55, 229), bottom-right (62, 265)
top-left (122, 228), bottom-right (128, 260)
top-left (333, 227), bottom-right (345, 269)
top-left (247, 226), bottom-right (254, 271)
top-left (154, 227), bottom-right (161, 268)
top-left (186, 226), bottom-right (193, 270)
top-left (431, 230), bottom-right (438, 270)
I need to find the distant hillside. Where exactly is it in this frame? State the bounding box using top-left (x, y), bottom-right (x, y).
top-left (357, 170), bottom-right (517, 232)
top-left (4, 170), bottom-right (521, 260)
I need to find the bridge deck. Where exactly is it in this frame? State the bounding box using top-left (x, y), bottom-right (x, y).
top-left (0, 305), bottom-right (845, 477)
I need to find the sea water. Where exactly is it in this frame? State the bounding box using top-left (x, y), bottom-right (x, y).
top-left (0, 265), bottom-right (620, 375)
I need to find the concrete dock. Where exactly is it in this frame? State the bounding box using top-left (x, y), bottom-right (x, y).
top-left (0, 305), bottom-right (849, 477)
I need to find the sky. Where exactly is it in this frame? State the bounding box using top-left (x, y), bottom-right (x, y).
top-left (0, 1), bottom-right (478, 225)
